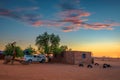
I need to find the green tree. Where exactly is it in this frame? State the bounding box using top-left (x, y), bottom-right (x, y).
top-left (50, 33), bottom-right (60, 53)
top-left (60, 45), bottom-right (68, 51)
top-left (52, 47), bottom-right (62, 55)
top-left (36, 32), bottom-right (50, 54)
top-left (36, 32), bottom-right (61, 54)
top-left (23, 45), bottom-right (35, 55)
top-left (52, 45), bottom-right (68, 57)
top-left (4, 43), bottom-right (24, 57)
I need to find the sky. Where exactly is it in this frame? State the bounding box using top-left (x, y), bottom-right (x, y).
top-left (0, 0), bottom-right (120, 57)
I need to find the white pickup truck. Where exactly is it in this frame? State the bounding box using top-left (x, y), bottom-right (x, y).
top-left (24, 54), bottom-right (46, 63)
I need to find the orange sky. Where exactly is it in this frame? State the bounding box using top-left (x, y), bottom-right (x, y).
top-left (71, 42), bottom-right (120, 58)
top-left (0, 0), bottom-right (120, 58)
top-left (0, 41), bottom-right (120, 58)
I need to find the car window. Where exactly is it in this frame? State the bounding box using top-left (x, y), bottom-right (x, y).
top-left (34, 55), bottom-right (36, 58)
top-left (37, 56), bottom-right (40, 58)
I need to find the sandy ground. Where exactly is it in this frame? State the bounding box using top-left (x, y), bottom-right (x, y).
top-left (0, 60), bottom-right (120, 80)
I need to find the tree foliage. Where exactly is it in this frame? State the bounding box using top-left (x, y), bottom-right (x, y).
top-left (36, 32), bottom-right (64, 55)
top-left (4, 43), bottom-right (24, 57)
top-left (36, 32), bottom-right (50, 54)
top-left (23, 45), bottom-right (35, 55)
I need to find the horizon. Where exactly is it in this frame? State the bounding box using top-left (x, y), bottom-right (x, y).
top-left (0, 0), bottom-right (120, 58)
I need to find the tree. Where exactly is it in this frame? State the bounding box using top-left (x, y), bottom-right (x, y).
top-left (36, 32), bottom-right (50, 54)
top-left (60, 45), bottom-right (68, 51)
top-left (50, 33), bottom-right (60, 53)
top-left (52, 45), bottom-right (68, 57)
top-left (52, 47), bottom-right (62, 55)
top-left (4, 43), bottom-right (23, 57)
top-left (3, 42), bottom-right (24, 64)
top-left (23, 45), bottom-right (35, 55)
top-left (36, 32), bottom-right (69, 62)
top-left (36, 32), bottom-right (60, 54)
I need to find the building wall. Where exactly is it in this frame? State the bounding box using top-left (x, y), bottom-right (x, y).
top-left (64, 51), bottom-right (92, 64)
top-left (64, 51), bottom-right (74, 64)
top-left (51, 51), bottom-right (92, 65)
top-left (73, 51), bottom-right (92, 64)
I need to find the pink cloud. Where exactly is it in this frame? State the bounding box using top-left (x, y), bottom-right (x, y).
top-left (0, 8), bottom-right (11, 15)
top-left (61, 22), bottom-right (120, 32)
top-left (57, 8), bottom-right (120, 32)
top-left (32, 20), bottom-right (43, 26)
top-left (62, 25), bottom-right (80, 32)
top-left (83, 23), bottom-right (120, 30)
top-left (58, 10), bottom-right (89, 25)
top-left (43, 20), bottom-right (64, 27)
top-left (59, 10), bottom-right (90, 18)
top-left (0, 8), bottom-right (42, 25)
top-left (62, 26), bottom-right (75, 32)
top-left (79, 12), bottom-right (90, 17)
top-left (0, 11), bottom-right (9, 15)
top-left (31, 20), bottom-right (65, 28)
top-left (13, 7), bottom-right (39, 12)
top-left (0, 0), bottom-right (120, 32)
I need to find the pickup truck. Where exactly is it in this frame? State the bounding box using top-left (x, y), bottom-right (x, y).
top-left (24, 54), bottom-right (46, 63)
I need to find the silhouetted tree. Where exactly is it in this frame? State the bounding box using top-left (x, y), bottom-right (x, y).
top-left (36, 32), bottom-right (50, 54)
top-left (35, 32), bottom-right (60, 54)
top-left (23, 45), bottom-right (35, 55)
top-left (4, 42), bottom-right (23, 57)
top-left (4, 42), bottom-right (23, 64)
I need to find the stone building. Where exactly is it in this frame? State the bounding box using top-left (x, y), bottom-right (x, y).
top-left (52, 51), bottom-right (92, 65)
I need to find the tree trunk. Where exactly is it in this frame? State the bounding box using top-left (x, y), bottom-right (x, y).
top-left (3, 55), bottom-right (12, 64)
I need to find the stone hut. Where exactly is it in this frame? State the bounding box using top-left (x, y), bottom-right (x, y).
top-left (52, 51), bottom-right (92, 65)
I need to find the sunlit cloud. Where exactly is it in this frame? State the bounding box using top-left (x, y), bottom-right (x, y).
top-left (0, 9), bottom-right (10, 15)
top-left (43, 20), bottom-right (64, 27)
top-left (0, 8), bottom-right (21, 19)
top-left (57, 0), bottom-right (120, 32)
top-left (0, 0), bottom-right (120, 32)
top-left (32, 20), bottom-right (65, 28)
top-left (21, 14), bottom-right (41, 23)
top-left (83, 23), bottom-right (114, 30)
top-left (12, 7), bottom-right (39, 12)
top-left (62, 26), bottom-right (74, 32)
top-left (59, 10), bottom-right (90, 17)
top-left (61, 22), bottom-right (120, 32)
top-left (62, 25), bottom-right (80, 32)
top-left (0, 8), bottom-right (41, 25)
top-left (32, 20), bottom-right (43, 26)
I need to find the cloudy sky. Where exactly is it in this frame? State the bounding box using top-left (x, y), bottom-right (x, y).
top-left (0, 0), bottom-right (120, 57)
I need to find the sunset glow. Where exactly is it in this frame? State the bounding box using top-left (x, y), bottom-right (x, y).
top-left (0, 0), bottom-right (120, 58)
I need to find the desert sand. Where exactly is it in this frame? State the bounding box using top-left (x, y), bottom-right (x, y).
top-left (0, 60), bottom-right (120, 80)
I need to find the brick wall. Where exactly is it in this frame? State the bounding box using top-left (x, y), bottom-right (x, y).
top-left (73, 51), bottom-right (92, 64)
top-left (51, 51), bottom-right (92, 65)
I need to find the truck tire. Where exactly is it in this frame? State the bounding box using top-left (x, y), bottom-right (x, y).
top-left (39, 59), bottom-right (45, 63)
top-left (28, 59), bottom-right (32, 63)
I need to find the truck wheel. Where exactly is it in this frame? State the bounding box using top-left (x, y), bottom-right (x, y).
top-left (39, 59), bottom-right (45, 63)
top-left (28, 59), bottom-right (32, 63)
